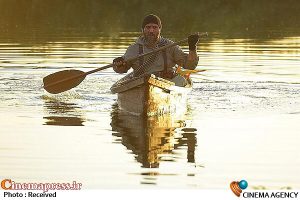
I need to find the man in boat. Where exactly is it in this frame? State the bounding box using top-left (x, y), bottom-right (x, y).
top-left (112, 14), bottom-right (199, 86)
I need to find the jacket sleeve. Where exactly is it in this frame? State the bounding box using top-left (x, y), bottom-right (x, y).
top-left (113, 44), bottom-right (140, 73)
top-left (172, 45), bottom-right (199, 70)
top-left (123, 44), bottom-right (140, 70)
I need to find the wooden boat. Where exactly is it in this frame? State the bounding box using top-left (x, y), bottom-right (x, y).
top-left (110, 74), bottom-right (192, 116)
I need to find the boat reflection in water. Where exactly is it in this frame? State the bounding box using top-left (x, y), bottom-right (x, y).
top-left (42, 96), bottom-right (85, 126)
top-left (110, 104), bottom-right (197, 168)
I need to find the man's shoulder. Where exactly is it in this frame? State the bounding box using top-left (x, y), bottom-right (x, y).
top-left (124, 39), bottom-right (141, 55)
top-left (127, 37), bottom-right (143, 49)
top-left (161, 37), bottom-right (174, 43)
top-left (160, 37), bottom-right (182, 53)
top-left (160, 37), bottom-right (174, 45)
top-left (128, 43), bottom-right (139, 48)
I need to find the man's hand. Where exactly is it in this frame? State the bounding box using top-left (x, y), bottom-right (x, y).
top-left (188, 33), bottom-right (200, 51)
top-left (113, 57), bottom-right (129, 73)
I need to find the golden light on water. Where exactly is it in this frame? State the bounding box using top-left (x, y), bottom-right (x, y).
top-left (197, 37), bottom-right (300, 82)
top-left (0, 33), bottom-right (299, 189)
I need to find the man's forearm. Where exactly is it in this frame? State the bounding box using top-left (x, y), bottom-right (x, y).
top-left (188, 49), bottom-right (198, 62)
top-left (184, 49), bottom-right (199, 70)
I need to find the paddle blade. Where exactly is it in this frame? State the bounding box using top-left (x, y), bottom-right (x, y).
top-left (43, 70), bottom-right (86, 94)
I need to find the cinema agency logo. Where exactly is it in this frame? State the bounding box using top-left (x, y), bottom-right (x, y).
top-left (230, 180), bottom-right (248, 197)
top-left (230, 180), bottom-right (299, 199)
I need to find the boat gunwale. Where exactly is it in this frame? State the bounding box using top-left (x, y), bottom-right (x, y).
top-left (111, 74), bottom-right (192, 94)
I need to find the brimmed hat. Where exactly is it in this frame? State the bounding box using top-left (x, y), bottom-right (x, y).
top-left (142, 14), bottom-right (162, 29)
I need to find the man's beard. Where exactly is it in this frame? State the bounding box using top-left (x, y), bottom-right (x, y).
top-left (144, 33), bottom-right (159, 46)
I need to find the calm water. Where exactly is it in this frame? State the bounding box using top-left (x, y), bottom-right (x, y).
top-left (0, 32), bottom-right (299, 189)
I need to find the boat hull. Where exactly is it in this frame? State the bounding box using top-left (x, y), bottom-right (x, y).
top-left (111, 75), bottom-right (191, 116)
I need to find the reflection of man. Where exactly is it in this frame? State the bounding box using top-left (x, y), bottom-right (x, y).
top-left (113, 14), bottom-right (200, 86)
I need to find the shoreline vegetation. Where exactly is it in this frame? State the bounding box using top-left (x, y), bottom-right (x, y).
top-left (0, 0), bottom-right (300, 39)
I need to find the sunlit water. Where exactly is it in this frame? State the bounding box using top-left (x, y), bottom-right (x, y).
top-left (0, 32), bottom-right (299, 189)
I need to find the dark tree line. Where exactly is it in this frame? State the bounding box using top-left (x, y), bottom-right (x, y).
top-left (0, 0), bottom-right (300, 36)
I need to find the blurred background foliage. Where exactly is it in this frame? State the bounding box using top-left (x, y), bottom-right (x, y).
top-left (0, 0), bottom-right (300, 37)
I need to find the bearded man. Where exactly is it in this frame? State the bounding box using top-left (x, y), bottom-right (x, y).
top-left (113, 14), bottom-right (199, 86)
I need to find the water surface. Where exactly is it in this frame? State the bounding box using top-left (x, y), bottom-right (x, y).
top-left (0, 32), bottom-right (299, 189)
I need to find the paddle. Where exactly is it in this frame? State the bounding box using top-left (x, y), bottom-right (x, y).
top-left (43, 32), bottom-right (208, 94)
